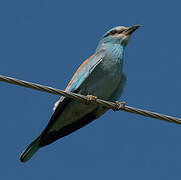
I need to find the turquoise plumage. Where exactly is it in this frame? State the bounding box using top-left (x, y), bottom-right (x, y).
top-left (20, 25), bottom-right (140, 162)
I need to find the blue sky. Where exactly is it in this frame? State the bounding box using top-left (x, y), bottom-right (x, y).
top-left (1, 0), bottom-right (181, 179)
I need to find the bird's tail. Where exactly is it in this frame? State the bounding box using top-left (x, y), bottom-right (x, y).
top-left (20, 137), bottom-right (40, 163)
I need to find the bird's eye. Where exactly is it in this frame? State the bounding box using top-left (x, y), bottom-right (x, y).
top-left (109, 30), bottom-right (118, 35)
top-left (118, 29), bottom-right (124, 33)
top-left (104, 30), bottom-right (118, 37)
top-left (104, 29), bottom-right (125, 38)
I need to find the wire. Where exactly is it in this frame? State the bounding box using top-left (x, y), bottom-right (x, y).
top-left (0, 74), bottom-right (181, 125)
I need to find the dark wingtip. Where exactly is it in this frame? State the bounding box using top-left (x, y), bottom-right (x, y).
top-left (20, 137), bottom-right (40, 163)
top-left (20, 154), bottom-right (26, 163)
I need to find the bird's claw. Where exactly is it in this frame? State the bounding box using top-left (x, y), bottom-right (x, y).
top-left (85, 95), bottom-right (98, 105)
top-left (113, 101), bottom-right (126, 111)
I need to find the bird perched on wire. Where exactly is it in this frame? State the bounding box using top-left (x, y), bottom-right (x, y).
top-left (20, 25), bottom-right (140, 162)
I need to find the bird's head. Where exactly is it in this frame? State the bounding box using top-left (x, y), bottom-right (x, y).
top-left (98, 25), bottom-right (141, 48)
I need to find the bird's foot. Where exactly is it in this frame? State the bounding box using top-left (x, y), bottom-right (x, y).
top-left (85, 94), bottom-right (98, 105)
top-left (113, 101), bottom-right (126, 111)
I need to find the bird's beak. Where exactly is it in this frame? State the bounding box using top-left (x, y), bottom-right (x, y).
top-left (124, 25), bottom-right (141, 36)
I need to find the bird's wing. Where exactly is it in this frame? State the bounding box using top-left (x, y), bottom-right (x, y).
top-left (39, 50), bottom-right (107, 144)
top-left (53, 49), bottom-right (106, 111)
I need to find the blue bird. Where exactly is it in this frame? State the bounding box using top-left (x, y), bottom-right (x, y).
top-left (20, 25), bottom-right (140, 162)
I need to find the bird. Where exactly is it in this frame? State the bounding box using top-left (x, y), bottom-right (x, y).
top-left (20, 25), bottom-right (140, 162)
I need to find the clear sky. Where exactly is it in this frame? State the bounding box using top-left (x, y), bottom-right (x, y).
top-left (1, 0), bottom-right (181, 179)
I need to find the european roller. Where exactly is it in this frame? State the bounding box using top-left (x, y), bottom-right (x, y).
top-left (20, 25), bottom-right (140, 162)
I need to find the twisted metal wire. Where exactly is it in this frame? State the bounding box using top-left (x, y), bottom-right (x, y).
top-left (1, 74), bottom-right (181, 125)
